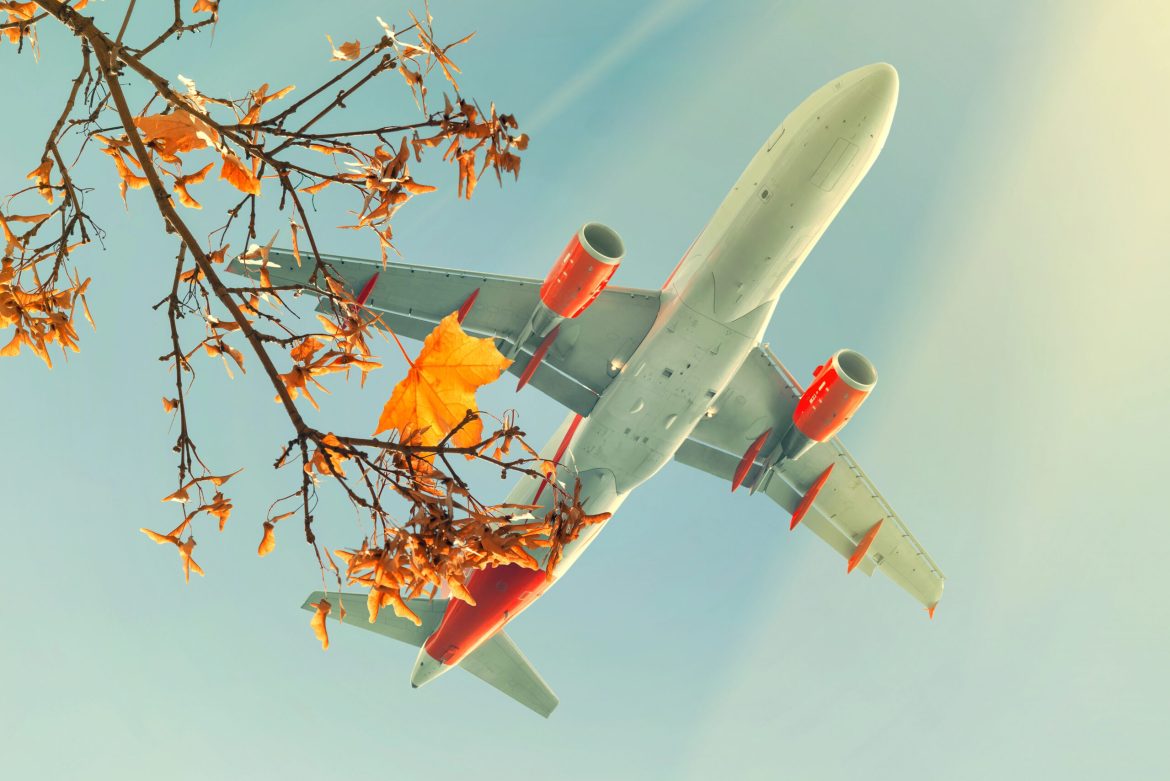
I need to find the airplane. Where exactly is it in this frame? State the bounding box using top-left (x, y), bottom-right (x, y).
top-left (229, 62), bottom-right (945, 717)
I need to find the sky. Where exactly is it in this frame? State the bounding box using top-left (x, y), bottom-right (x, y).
top-left (2, 1), bottom-right (1168, 778)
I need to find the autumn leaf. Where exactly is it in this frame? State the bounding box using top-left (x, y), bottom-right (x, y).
top-left (374, 312), bottom-right (511, 449)
top-left (300, 179), bottom-right (331, 195)
top-left (140, 526), bottom-right (204, 582)
top-left (178, 538), bottom-right (202, 583)
top-left (161, 484), bottom-right (191, 503)
top-left (134, 111), bottom-right (220, 162)
top-left (173, 162), bottom-right (214, 209)
top-left (140, 527), bottom-right (179, 545)
top-left (386, 588), bottom-right (422, 626)
top-left (95, 136), bottom-right (149, 202)
top-left (290, 336), bottom-right (324, 364)
top-left (289, 220), bottom-right (301, 266)
top-left (456, 147), bottom-right (478, 199)
top-left (399, 65), bottom-right (423, 97)
top-left (305, 433), bottom-right (350, 477)
top-left (1, 2), bottom-right (38, 21)
top-left (162, 397), bottom-right (178, 412)
top-left (400, 177), bottom-right (436, 195)
top-left (160, 469), bottom-right (241, 503)
top-left (25, 159), bottom-right (53, 203)
top-left (219, 152), bottom-right (261, 195)
top-left (309, 598), bottom-right (331, 650)
top-left (257, 510), bottom-right (295, 557)
top-left (240, 83), bottom-right (294, 124)
top-left (406, 10), bottom-right (472, 90)
top-left (0, 2), bottom-right (38, 45)
top-left (257, 523), bottom-right (277, 557)
top-left (191, 0), bottom-right (218, 13)
top-left (205, 468), bottom-right (243, 486)
top-left (326, 35), bottom-right (360, 61)
top-left (201, 492), bottom-right (233, 530)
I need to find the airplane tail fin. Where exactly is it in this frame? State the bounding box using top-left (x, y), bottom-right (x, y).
top-left (302, 592), bottom-right (558, 717)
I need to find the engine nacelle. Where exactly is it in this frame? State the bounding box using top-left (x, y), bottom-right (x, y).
top-left (778, 349), bottom-right (877, 461)
top-left (505, 223), bottom-right (626, 361)
top-left (539, 222), bottom-right (625, 319)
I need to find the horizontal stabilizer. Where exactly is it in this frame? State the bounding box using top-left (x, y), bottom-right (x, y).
top-left (461, 630), bottom-right (559, 718)
top-left (301, 592), bottom-right (559, 717)
top-left (301, 591), bottom-right (446, 647)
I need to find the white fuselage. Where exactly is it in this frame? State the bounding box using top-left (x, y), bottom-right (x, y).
top-left (410, 63), bottom-right (902, 688)
top-left (516, 63), bottom-right (899, 578)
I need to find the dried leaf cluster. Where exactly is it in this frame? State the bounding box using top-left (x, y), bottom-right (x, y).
top-left (3, 1), bottom-right (593, 648)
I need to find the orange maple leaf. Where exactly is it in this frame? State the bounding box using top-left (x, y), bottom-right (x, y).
top-left (219, 152), bottom-right (261, 195)
top-left (374, 312), bottom-right (510, 449)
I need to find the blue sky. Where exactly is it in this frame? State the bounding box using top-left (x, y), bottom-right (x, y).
top-left (2, 1), bottom-right (1168, 778)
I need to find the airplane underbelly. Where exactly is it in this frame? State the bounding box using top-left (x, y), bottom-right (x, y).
top-left (573, 301), bottom-right (754, 491)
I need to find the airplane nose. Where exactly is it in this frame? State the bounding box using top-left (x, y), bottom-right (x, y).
top-left (825, 62), bottom-right (898, 135)
top-left (853, 62), bottom-right (899, 107)
top-left (410, 647), bottom-right (448, 688)
top-left (865, 61), bottom-right (898, 98)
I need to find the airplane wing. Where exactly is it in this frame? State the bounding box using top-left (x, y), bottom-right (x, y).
top-left (673, 346), bottom-right (945, 610)
top-left (228, 251), bottom-right (661, 416)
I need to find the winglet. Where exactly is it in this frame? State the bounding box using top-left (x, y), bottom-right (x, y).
top-left (847, 519), bottom-right (884, 573)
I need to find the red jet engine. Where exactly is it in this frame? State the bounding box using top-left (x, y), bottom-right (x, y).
top-left (539, 223), bottom-right (625, 318)
top-left (508, 223), bottom-right (625, 370)
top-left (778, 349), bottom-right (877, 461)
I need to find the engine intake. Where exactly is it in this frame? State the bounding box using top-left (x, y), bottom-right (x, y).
top-left (539, 222), bottom-right (625, 319)
top-left (779, 349), bottom-right (877, 460)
